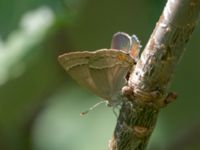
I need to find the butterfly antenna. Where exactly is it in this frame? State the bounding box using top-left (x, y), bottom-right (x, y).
top-left (80, 100), bottom-right (107, 116)
top-left (112, 107), bottom-right (119, 118)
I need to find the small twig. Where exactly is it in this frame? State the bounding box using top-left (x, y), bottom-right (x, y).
top-left (109, 0), bottom-right (200, 149)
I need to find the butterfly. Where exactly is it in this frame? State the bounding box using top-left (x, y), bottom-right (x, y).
top-left (58, 32), bottom-right (142, 107)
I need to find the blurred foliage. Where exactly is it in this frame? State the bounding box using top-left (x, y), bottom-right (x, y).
top-left (0, 0), bottom-right (200, 150)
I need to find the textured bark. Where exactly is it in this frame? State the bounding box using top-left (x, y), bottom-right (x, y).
top-left (109, 0), bottom-right (200, 150)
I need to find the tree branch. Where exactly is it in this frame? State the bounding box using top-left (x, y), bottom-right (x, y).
top-left (109, 0), bottom-right (200, 149)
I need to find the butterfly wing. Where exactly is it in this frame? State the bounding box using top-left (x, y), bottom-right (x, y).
top-left (58, 49), bottom-right (133, 102)
top-left (111, 32), bottom-right (132, 52)
top-left (129, 34), bottom-right (142, 61)
top-left (111, 32), bottom-right (142, 62)
top-left (87, 49), bottom-right (133, 101)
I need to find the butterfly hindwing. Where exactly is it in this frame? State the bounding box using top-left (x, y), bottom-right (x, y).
top-left (130, 34), bottom-right (142, 61)
top-left (111, 32), bottom-right (132, 53)
top-left (58, 49), bottom-right (133, 103)
top-left (111, 32), bottom-right (142, 62)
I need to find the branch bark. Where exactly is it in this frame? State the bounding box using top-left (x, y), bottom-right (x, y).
top-left (109, 0), bottom-right (200, 149)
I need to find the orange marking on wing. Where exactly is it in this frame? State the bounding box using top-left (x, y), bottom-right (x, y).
top-left (117, 54), bottom-right (126, 61)
top-left (130, 44), bottom-right (139, 58)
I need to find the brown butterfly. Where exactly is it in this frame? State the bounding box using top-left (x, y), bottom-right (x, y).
top-left (58, 32), bottom-right (142, 107)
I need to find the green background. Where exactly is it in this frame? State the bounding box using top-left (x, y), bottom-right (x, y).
top-left (0, 0), bottom-right (200, 150)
